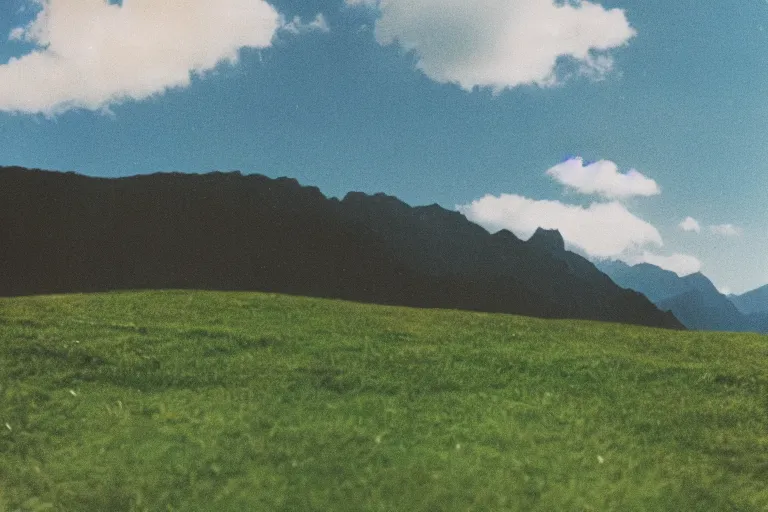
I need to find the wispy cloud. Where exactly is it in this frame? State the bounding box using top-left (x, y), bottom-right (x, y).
top-left (281, 14), bottom-right (330, 35)
top-left (709, 224), bottom-right (742, 237)
top-left (680, 217), bottom-right (741, 237)
top-left (547, 157), bottom-right (660, 199)
top-left (346, 0), bottom-right (636, 90)
top-left (0, 0), bottom-right (300, 115)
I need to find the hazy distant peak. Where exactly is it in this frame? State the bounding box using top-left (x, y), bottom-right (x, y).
top-left (729, 284), bottom-right (768, 315)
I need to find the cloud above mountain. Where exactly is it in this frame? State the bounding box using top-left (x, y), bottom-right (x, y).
top-left (346, 0), bottom-right (636, 90)
top-left (0, 0), bottom-right (324, 115)
top-left (457, 156), bottom-right (704, 276)
top-left (628, 251), bottom-right (701, 276)
top-left (547, 157), bottom-right (660, 199)
top-left (457, 194), bottom-right (662, 258)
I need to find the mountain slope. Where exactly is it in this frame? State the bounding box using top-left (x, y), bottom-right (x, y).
top-left (746, 310), bottom-right (768, 332)
top-left (0, 166), bottom-right (680, 329)
top-left (656, 288), bottom-right (746, 332)
top-left (2, 291), bottom-right (767, 511)
top-left (729, 285), bottom-right (768, 315)
top-left (594, 260), bottom-right (692, 303)
top-left (340, 194), bottom-right (658, 324)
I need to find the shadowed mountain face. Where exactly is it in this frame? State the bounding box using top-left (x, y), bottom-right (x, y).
top-left (0, 167), bottom-right (681, 329)
top-left (597, 260), bottom-right (767, 333)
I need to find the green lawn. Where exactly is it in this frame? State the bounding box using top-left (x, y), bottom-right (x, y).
top-left (1, 290), bottom-right (767, 511)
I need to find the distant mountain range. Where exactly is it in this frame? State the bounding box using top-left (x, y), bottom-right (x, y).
top-left (729, 285), bottom-right (768, 316)
top-left (0, 166), bottom-right (681, 329)
top-left (596, 260), bottom-right (768, 333)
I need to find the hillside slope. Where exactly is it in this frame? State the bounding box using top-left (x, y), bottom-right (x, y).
top-left (0, 166), bottom-right (680, 329)
top-left (0, 291), bottom-right (765, 511)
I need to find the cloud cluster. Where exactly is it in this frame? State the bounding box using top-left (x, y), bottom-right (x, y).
top-left (678, 217), bottom-right (741, 237)
top-left (546, 157), bottom-right (660, 199)
top-left (458, 157), bottom-right (703, 276)
top-left (0, 0), bottom-right (287, 115)
top-left (1, 0), bottom-right (634, 114)
top-left (347, 0), bottom-right (636, 90)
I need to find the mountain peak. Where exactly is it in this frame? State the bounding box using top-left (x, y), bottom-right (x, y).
top-left (342, 191), bottom-right (410, 211)
top-left (682, 272), bottom-right (719, 294)
top-left (527, 228), bottom-right (565, 253)
top-left (492, 229), bottom-right (523, 243)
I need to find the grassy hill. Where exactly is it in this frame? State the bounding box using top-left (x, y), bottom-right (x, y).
top-left (1, 291), bottom-right (766, 511)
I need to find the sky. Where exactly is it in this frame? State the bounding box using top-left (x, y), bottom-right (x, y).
top-left (0, 0), bottom-right (767, 294)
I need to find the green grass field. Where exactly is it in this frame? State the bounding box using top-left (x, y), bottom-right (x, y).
top-left (1, 291), bottom-right (767, 511)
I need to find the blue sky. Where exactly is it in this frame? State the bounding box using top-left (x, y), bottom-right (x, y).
top-left (1, 0), bottom-right (766, 293)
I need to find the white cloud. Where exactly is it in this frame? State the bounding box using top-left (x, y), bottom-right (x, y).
top-left (546, 157), bottom-right (660, 199)
top-left (457, 194), bottom-right (662, 258)
top-left (0, 0), bottom-right (285, 115)
top-left (627, 251), bottom-right (701, 277)
top-left (709, 224), bottom-right (742, 237)
top-left (347, 0), bottom-right (636, 90)
top-left (679, 216), bottom-right (701, 233)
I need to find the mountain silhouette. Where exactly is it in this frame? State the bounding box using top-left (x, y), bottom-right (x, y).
top-left (0, 166), bottom-right (681, 329)
top-left (597, 260), bottom-right (766, 333)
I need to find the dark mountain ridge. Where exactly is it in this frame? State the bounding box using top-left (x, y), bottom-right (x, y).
top-left (0, 166), bottom-right (681, 329)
